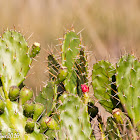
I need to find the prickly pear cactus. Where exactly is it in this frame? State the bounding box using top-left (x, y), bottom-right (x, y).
top-left (58, 94), bottom-right (92, 140)
top-left (4, 28), bottom-right (140, 140)
top-left (91, 53), bottom-right (140, 139)
top-left (0, 91), bottom-right (46, 139)
top-left (0, 29), bottom-right (46, 140)
top-left (44, 28), bottom-right (140, 139)
top-left (0, 30), bottom-right (32, 98)
top-left (40, 29), bottom-right (95, 140)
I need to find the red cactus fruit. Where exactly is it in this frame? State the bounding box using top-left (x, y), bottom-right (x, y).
top-left (81, 84), bottom-right (89, 93)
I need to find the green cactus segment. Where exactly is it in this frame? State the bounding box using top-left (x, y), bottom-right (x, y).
top-left (19, 87), bottom-right (33, 105)
top-left (35, 81), bottom-right (57, 116)
top-left (0, 30), bottom-right (32, 98)
top-left (30, 42), bottom-right (41, 58)
top-left (9, 86), bottom-right (20, 101)
top-left (76, 46), bottom-right (88, 96)
top-left (48, 53), bottom-right (60, 81)
top-left (61, 31), bottom-right (80, 94)
top-left (40, 116), bottom-right (59, 133)
top-left (64, 70), bottom-right (77, 94)
top-left (25, 118), bottom-right (35, 133)
top-left (33, 103), bottom-right (44, 122)
top-left (116, 54), bottom-right (140, 126)
top-left (23, 101), bottom-right (34, 118)
top-left (61, 31), bottom-right (80, 70)
top-left (58, 94), bottom-right (92, 140)
top-left (92, 60), bottom-right (115, 112)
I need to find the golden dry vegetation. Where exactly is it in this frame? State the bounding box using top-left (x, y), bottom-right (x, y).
top-left (0, 0), bottom-right (140, 93)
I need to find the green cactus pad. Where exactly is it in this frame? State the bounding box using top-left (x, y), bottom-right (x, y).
top-left (33, 103), bottom-right (44, 122)
top-left (0, 29), bottom-right (46, 140)
top-left (92, 60), bottom-right (115, 112)
top-left (61, 31), bottom-right (80, 94)
top-left (0, 30), bottom-right (32, 98)
top-left (58, 94), bottom-right (92, 140)
top-left (116, 54), bottom-right (140, 126)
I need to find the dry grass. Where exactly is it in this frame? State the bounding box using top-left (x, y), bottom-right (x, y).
top-left (0, 0), bottom-right (140, 91)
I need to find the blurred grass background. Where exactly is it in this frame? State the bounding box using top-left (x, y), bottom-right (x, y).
top-left (0, 0), bottom-right (140, 93)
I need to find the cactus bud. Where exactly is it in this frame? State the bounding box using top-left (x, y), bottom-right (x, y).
top-left (45, 117), bottom-right (59, 130)
top-left (20, 87), bottom-right (33, 105)
top-left (39, 116), bottom-right (48, 133)
top-left (81, 84), bottom-right (89, 93)
top-left (23, 100), bottom-right (34, 118)
top-left (30, 42), bottom-right (41, 58)
top-left (0, 99), bottom-right (5, 115)
top-left (56, 67), bottom-right (68, 84)
top-left (25, 118), bottom-right (35, 133)
top-left (33, 103), bottom-right (44, 121)
top-left (9, 86), bottom-right (20, 101)
top-left (112, 108), bottom-right (125, 125)
top-left (40, 116), bottom-right (59, 133)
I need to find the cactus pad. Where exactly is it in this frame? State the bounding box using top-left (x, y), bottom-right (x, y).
top-left (92, 60), bottom-right (115, 112)
top-left (116, 54), bottom-right (140, 126)
top-left (58, 94), bottom-right (92, 140)
top-left (0, 30), bottom-right (32, 98)
top-left (61, 31), bottom-right (80, 94)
